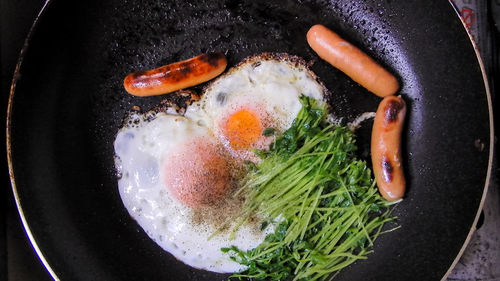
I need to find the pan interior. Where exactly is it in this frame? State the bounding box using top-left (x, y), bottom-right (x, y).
top-left (8, 0), bottom-right (490, 280)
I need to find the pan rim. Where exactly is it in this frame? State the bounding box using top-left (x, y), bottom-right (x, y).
top-left (5, 1), bottom-right (494, 280)
top-left (440, 1), bottom-right (494, 280)
top-left (5, 0), bottom-right (59, 280)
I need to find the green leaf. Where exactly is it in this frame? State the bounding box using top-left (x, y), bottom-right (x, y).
top-left (262, 128), bottom-right (277, 137)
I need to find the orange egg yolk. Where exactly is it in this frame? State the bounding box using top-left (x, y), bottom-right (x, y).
top-left (223, 109), bottom-right (263, 149)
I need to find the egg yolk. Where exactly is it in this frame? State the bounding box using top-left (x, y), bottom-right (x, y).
top-left (163, 139), bottom-right (232, 207)
top-left (223, 109), bottom-right (263, 149)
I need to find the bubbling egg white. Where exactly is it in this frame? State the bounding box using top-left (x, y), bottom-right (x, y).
top-left (113, 53), bottom-right (329, 274)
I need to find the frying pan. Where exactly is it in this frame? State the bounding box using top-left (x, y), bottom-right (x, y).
top-left (7, 0), bottom-right (493, 280)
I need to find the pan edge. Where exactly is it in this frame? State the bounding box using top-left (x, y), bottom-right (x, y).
top-left (5, 0), bottom-right (60, 280)
top-left (440, 1), bottom-right (495, 280)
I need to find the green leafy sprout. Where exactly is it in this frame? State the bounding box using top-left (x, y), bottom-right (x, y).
top-left (221, 95), bottom-right (399, 281)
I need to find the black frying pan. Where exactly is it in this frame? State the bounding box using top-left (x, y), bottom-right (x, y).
top-left (7, 0), bottom-right (493, 280)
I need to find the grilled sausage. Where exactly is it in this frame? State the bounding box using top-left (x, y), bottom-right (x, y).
top-left (371, 96), bottom-right (406, 201)
top-left (306, 24), bottom-right (399, 97)
top-left (123, 52), bottom-right (227, 97)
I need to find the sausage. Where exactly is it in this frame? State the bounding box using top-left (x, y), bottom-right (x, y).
top-left (123, 52), bottom-right (227, 97)
top-left (371, 96), bottom-right (406, 201)
top-left (306, 24), bottom-right (399, 97)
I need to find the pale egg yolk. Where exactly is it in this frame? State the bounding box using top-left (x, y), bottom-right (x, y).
top-left (163, 139), bottom-right (232, 207)
top-left (223, 109), bottom-right (263, 149)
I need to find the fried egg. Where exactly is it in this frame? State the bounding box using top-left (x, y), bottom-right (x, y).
top-left (186, 54), bottom-right (326, 160)
top-left (113, 53), bottom-right (328, 273)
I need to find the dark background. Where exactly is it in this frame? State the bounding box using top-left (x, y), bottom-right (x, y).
top-left (1, 1), bottom-right (498, 281)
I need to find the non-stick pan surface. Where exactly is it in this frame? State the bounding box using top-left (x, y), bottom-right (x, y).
top-left (7, 0), bottom-right (492, 280)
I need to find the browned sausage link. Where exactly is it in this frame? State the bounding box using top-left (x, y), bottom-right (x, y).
top-left (123, 52), bottom-right (227, 97)
top-left (371, 96), bottom-right (406, 201)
